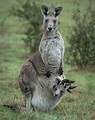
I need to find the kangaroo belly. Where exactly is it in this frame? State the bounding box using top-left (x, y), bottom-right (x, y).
top-left (39, 38), bottom-right (64, 73)
top-left (31, 74), bottom-right (63, 111)
top-left (31, 86), bottom-right (62, 111)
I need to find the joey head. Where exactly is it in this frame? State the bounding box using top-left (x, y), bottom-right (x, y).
top-left (52, 78), bottom-right (77, 97)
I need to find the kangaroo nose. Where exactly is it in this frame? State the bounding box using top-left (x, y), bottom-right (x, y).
top-left (48, 27), bottom-right (52, 31)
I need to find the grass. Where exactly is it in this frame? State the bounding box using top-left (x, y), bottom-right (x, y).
top-left (0, 0), bottom-right (95, 120)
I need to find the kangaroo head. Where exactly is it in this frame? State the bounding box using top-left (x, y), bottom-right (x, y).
top-left (41, 5), bottom-right (62, 32)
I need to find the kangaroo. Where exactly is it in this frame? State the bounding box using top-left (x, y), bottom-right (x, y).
top-left (3, 79), bottom-right (76, 111)
top-left (19, 5), bottom-right (66, 112)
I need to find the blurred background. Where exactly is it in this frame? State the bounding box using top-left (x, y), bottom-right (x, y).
top-left (0, 0), bottom-right (95, 120)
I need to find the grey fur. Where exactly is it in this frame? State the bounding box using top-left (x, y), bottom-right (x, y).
top-left (19, 5), bottom-right (68, 112)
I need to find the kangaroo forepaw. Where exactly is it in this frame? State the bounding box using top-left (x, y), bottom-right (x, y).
top-left (61, 79), bottom-right (77, 93)
top-left (45, 71), bottom-right (51, 77)
top-left (67, 86), bottom-right (77, 93)
top-left (62, 79), bottom-right (75, 84)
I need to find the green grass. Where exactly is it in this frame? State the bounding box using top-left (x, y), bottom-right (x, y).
top-left (0, 0), bottom-right (95, 120)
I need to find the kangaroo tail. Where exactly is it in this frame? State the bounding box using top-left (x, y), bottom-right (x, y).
top-left (3, 104), bottom-right (25, 111)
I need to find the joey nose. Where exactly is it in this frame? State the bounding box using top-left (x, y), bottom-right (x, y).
top-left (55, 94), bottom-right (58, 97)
top-left (48, 27), bottom-right (52, 31)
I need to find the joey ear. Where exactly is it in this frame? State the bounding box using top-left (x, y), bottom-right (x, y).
top-left (41, 5), bottom-right (48, 16)
top-left (53, 85), bottom-right (56, 89)
top-left (54, 7), bottom-right (62, 17)
top-left (56, 78), bottom-right (61, 84)
top-left (61, 80), bottom-right (65, 85)
top-left (62, 79), bottom-right (75, 84)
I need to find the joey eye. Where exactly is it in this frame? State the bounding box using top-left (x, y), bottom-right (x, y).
top-left (53, 85), bottom-right (56, 89)
top-left (53, 85), bottom-right (57, 90)
top-left (54, 87), bottom-right (57, 91)
top-left (53, 20), bottom-right (56, 23)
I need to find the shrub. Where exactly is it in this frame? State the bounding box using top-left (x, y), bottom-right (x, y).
top-left (10, 0), bottom-right (42, 53)
top-left (66, 0), bottom-right (95, 69)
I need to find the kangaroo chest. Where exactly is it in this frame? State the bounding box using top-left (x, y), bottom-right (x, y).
top-left (39, 37), bottom-right (64, 73)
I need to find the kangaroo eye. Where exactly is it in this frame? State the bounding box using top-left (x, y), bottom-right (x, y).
top-left (45, 19), bottom-right (48, 23)
top-left (53, 20), bottom-right (56, 23)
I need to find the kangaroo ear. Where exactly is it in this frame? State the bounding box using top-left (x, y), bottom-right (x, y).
top-left (41, 5), bottom-right (48, 16)
top-left (54, 7), bottom-right (62, 17)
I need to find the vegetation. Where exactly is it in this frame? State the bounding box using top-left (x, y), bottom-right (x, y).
top-left (0, 0), bottom-right (95, 120)
top-left (10, 0), bottom-right (42, 53)
top-left (66, 0), bottom-right (95, 70)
